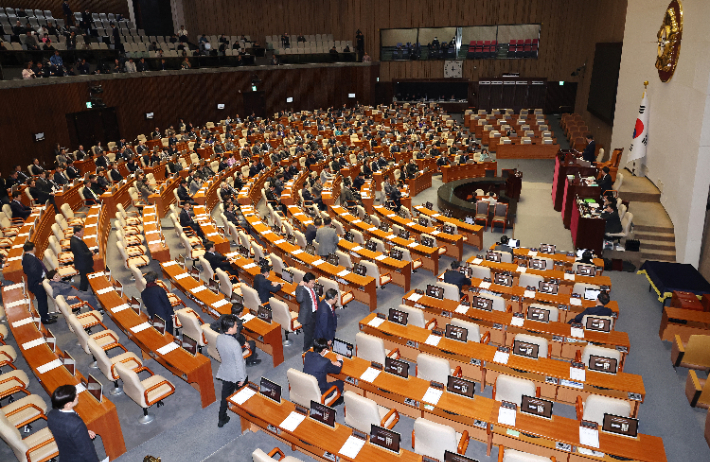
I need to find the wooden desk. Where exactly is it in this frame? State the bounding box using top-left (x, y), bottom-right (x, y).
top-left (570, 200), bottom-right (606, 256)
top-left (552, 155), bottom-right (597, 212)
top-left (375, 205), bottom-right (464, 261)
top-left (193, 205), bottom-right (230, 254)
top-left (359, 313), bottom-right (645, 411)
top-left (405, 168), bottom-right (433, 197)
top-left (160, 261), bottom-right (285, 367)
top-left (330, 205), bottom-right (441, 276)
top-left (54, 180), bottom-right (84, 212)
top-left (2, 210), bottom-right (44, 283)
top-left (400, 289), bottom-right (630, 361)
top-left (512, 247), bottom-right (605, 272)
top-left (3, 284), bottom-right (126, 460)
top-left (441, 162), bottom-right (497, 183)
top-left (562, 178), bottom-right (599, 229)
top-left (331, 351), bottom-right (663, 462)
top-left (413, 205), bottom-right (484, 250)
top-left (496, 143), bottom-right (559, 159)
top-left (241, 205), bottom-right (378, 312)
top-left (228, 387), bottom-right (424, 462)
top-left (659, 307), bottom-right (710, 343)
top-left (88, 273), bottom-right (216, 408)
top-left (142, 205), bottom-right (170, 262)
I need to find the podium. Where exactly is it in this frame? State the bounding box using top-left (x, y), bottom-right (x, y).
top-left (552, 152), bottom-right (597, 211)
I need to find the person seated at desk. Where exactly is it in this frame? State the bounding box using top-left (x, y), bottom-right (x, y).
top-left (254, 263), bottom-right (282, 304)
top-left (598, 166), bottom-right (613, 194)
top-left (443, 260), bottom-right (471, 298)
top-left (576, 250), bottom-right (595, 264)
top-left (82, 180), bottom-right (101, 205)
top-left (135, 172), bottom-right (156, 202)
top-left (248, 159), bottom-right (261, 178)
top-left (109, 163), bottom-right (123, 183)
top-left (601, 193), bottom-right (622, 234)
top-left (126, 158), bottom-right (140, 174)
top-left (568, 290), bottom-right (612, 324)
top-left (30, 158), bottom-right (45, 176)
top-left (46, 270), bottom-right (100, 308)
top-left (53, 166), bottom-right (69, 186)
top-left (177, 179), bottom-right (195, 205)
top-left (180, 202), bottom-right (205, 239)
top-left (482, 191), bottom-right (497, 205)
top-left (303, 338), bottom-right (344, 404)
top-left (580, 134), bottom-right (596, 163)
top-left (142, 271), bottom-right (176, 334)
top-left (406, 160), bottom-right (418, 179)
top-left (66, 160), bottom-right (80, 180)
top-left (209, 305), bottom-right (260, 366)
top-left (494, 235), bottom-right (514, 255)
top-left (28, 178), bottom-right (55, 207)
top-left (10, 191), bottom-right (31, 219)
top-left (204, 240), bottom-right (238, 276)
top-left (388, 182), bottom-right (402, 212)
top-left (266, 183), bottom-right (286, 214)
top-left (479, 148), bottom-right (491, 162)
top-left (353, 172), bottom-right (365, 190)
top-left (224, 202), bottom-right (240, 227)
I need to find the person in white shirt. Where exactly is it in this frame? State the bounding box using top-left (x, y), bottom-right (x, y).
top-left (178, 25), bottom-right (189, 42)
top-left (22, 61), bottom-right (35, 79)
top-left (124, 58), bottom-right (137, 73)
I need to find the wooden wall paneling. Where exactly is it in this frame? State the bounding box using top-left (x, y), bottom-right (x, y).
top-left (2, 0), bottom-right (130, 19)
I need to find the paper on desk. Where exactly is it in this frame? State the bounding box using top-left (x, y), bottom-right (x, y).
top-left (497, 406), bottom-right (517, 426)
top-left (230, 387), bottom-right (257, 405)
top-left (352, 246), bottom-right (363, 252)
top-left (130, 322), bottom-right (152, 333)
top-left (213, 299), bottom-right (230, 308)
top-left (339, 435), bottom-right (367, 459)
top-left (292, 249), bottom-right (303, 255)
top-left (360, 367), bottom-right (381, 383)
top-left (163, 261), bottom-right (177, 267)
top-left (431, 230), bottom-right (441, 235)
top-left (112, 304), bottom-right (130, 313)
top-left (479, 281), bottom-right (491, 289)
top-left (518, 266), bottom-right (527, 274)
top-left (352, 219), bottom-right (362, 224)
top-left (524, 290), bottom-right (536, 299)
top-left (274, 239), bottom-right (286, 245)
top-left (570, 367), bottom-right (586, 382)
top-left (279, 411), bottom-right (307, 432)
top-left (148, 240), bottom-right (162, 245)
top-left (529, 251), bottom-right (538, 257)
top-left (3, 283), bottom-right (24, 291)
top-left (368, 227), bottom-right (377, 231)
top-left (408, 293), bottom-right (423, 302)
top-left (407, 222), bottom-right (416, 227)
top-left (175, 273), bottom-right (190, 280)
top-left (368, 317), bottom-right (386, 328)
top-left (422, 387), bottom-right (444, 405)
top-left (241, 313), bottom-right (256, 323)
top-left (97, 287), bottom-right (113, 295)
top-left (243, 263), bottom-right (257, 269)
top-left (425, 334), bottom-right (442, 346)
top-left (570, 327), bottom-right (584, 339)
top-left (386, 234), bottom-right (396, 240)
top-left (375, 255), bottom-right (386, 261)
top-left (37, 359), bottom-right (63, 374)
top-left (6, 256), bottom-right (22, 262)
top-left (191, 286), bottom-right (207, 294)
top-left (455, 305), bottom-right (469, 314)
top-left (472, 258), bottom-right (483, 265)
top-left (157, 342), bottom-right (180, 355)
top-left (22, 338), bottom-right (46, 350)
top-left (570, 298), bottom-right (582, 306)
top-left (510, 317), bottom-right (525, 327)
top-left (12, 317), bottom-right (39, 328)
top-left (7, 299), bottom-right (29, 308)
top-left (579, 426), bottom-right (600, 448)
top-left (564, 273), bottom-right (576, 281)
top-left (88, 272), bottom-right (105, 279)
top-left (312, 259), bottom-right (325, 266)
top-left (493, 351), bottom-right (510, 364)
top-left (337, 270), bottom-right (350, 277)
top-left (76, 383), bottom-right (87, 394)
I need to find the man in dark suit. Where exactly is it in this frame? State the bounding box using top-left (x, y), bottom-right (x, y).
top-left (30, 158), bottom-right (44, 176)
top-left (15, 164), bottom-right (29, 183)
top-left (254, 263), bottom-right (282, 304)
top-left (494, 235), bottom-right (514, 256)
top-left (569, 291), bottom-right (613, 324)
top-left (177, 179), bottom-right (194, 204)
top-left (305, 220), bottom-right (317, 245)
top-left (296, 272), bottom-right (319, 351)
top-left (66, 160), bottom-right (80, 180)
top-left (141, 271), bottom-right (175, 334)
top-left (22, 242), bottom-right (56, 324)
top-left (598, 166), bottom-right (613, 193)
top-left (82, 180), bottom-right (101, 205)
top-left (443, 260), bottom-right (471, 298)
top-left (70, 226), bottom-right (95, 292)
top-left (314, 288), bottom-right (338, 344)
top-left (303, 338), bottom-right (344, 399)
top-left (204, 241), bottom-right (237, 276)
top-left (94, 152), bottom-right (109, 169)
top-left (47, 385), bottom-right (100, 462)
top-left (53, 166), bottom-right (69, 186)
top-left (109, 163), bottom-right (123, 183)
top-left (10, 191), bottom-right (31, 219)
top-left (180, 202), bottom-right (205, 239)
top-left (581, 134), bottom-right (596, 163)
top-left (248, 159), bottom-right (261, 177)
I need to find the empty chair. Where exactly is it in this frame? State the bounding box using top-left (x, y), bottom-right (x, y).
top-left (450, 318), bottom-right (485, 343)
top-left (468, 265), bottom-right (491, 280)
top-left (343, 391), bottom-right (399, 433)
top-left (269, 253), bottom-right (285, 276)
top-left (512, 334), bottom-right (550, 359)
top-left (176, 308), bottom-right (208, 352)
top-left (359, 260), bottom-right (391, 288)
top-left (87, 337), bottom-right (142, 396)
top-left (270, 297), bottom-right (301, 346)
top-left (0, 412), bottom-right (59, 462)
top-left (577, 394), bottom-right (631, 425)
top-left (241, 285), bottom-right (264, 311)
top-left (115, 363), bottom-right (175, 424)
top-left (318, 277), bottom-right (353, 306)
top-left (335, 250), bottom-right (352, 269)
top-left (355, 332), bottom-right (399, 364)
top-left (395, 305), bottom-right (435, 329)
top-left (572, 282), bottom-right (601, 297)
top-left (66, 312), bottom-right (120, 357)
top-left (518, 273), bottom-right (544, 289)
top-left (0, 345), bottom-right (16, 370)
top-left (529, 256), bottom-right (554, 271)
top-left (60, 203), bottom-right (85, 226)
top-left (412, 417), bottom-right (469, 461)
top-left (252, 447), bottom-right (305, 462)
top-left (287, 368), bottom-right (341, 408)
top-left (2, 393), bottom-right (48, 429)
top-left (438, 281), bottom-right (462, 302)
top-left (526, 304), bottom-right (559, 322)
top-left (499, 447), bottom-right (556, 462)
top-left (416, 353), bottom-right (459, 383)
top-left (116, 241), bottom-right (149, 271)
top-left (393, 246), bottom-right (422, 271)
top-left (217, 268), bottom-right (241, 298)
top-left (56, 296), bottom-right (105, 332)
top-left (201, 324), bottom-right (222, 361)
top-left (580, 344), bottom-right (622, 371)
top-left (422, 233), bottom-right (446, 256)
top-left (493, 374), bottom-right (538, 406)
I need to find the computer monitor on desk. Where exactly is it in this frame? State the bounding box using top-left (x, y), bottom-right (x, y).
top-left (384, 357), bottom-right (409, 378)
top-left (602, 414), bottom-right (638, 437)
top-left (526, 306), bottom-right (550, 323)
top-left (309, 400), bottom-right (336, 427)
top-left (426, 284), bottom-right (445, 300)
top-left (281, 269), bottom-right (293, 284)
top-left (444, 450), bottom-right (478, 462)
top-left (445, 324), bottom-right (468, 342)
top-left (540, 244), bottom-right (556, 254)
top-left (447, 376), bottom-right (475, 398)
top-left (471, 296), bottom-right (493, 311)
top-left (259, 377), bottom-right (282, 403)
top-left (151, 315), bottom-right (167, 335)
top-left (521, 395), bottom-right (553, 419)
top-left (589, 355), bottom-right (618, 374)
top-left (494, 273), bottom-right (513, 287)
top-left (182, 334), bottom-right (198, 356)
top-left (584, 287), bottom-right (601, 300)
top-left (513, 339), bottom-right (540, 359)
top-left (585, 316), bottom-right (612, 332)
top-left (387, 308), bottom-right (408, 326)
top-left (370, 425), bottom-right (401, 454)
top-left (332, 338), bottom-right (353, 359)
top-left (538, 281), bottom-right (559, 295)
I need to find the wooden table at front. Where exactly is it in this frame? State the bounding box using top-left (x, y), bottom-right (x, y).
top-left (160, 261), bottom-right (285, 367)
top-left (659, 307), bottom-right (710, 343)
top-left (495, 142), bottom-right (559, 159)
top-left (406, 168), bottom-right (433, 197)
top-left (142, 205), bottom-right (171, 262)
top-left (413, 205), bottom-right (484, 250)
top-left (227, 386), bottom-right (424, 462)
top-left (3, 284), bottom-right (127, 460)
top-left (88, 273), bottom-right (217, 408)
top-left (562, 178), bottom-right (600, 229)
top-left (358, 313), bottom-right (645, 412)
top-left (331, 352), bottom-right (665, 462)
top-left (193, 205), bottom-right (230, 254)
top-left (441, 162), bottom-right (497, 183)
top-left (570, 202), bottom-right (606, 257)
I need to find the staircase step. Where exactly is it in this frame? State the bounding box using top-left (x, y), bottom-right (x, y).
top-left (634, 224), bottom-right (675, 233)
top-left (638, 239), bottom-right (676, 251)
top-left (640, 249), bottom-right (676, 261)
top-left (634, 231), bottom-right (675, 242)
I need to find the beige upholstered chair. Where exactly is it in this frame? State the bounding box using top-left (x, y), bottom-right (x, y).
top-left (0, 411), bottom-right (58, 462)
top-left (287, 368), bottom-right (341, 408)
top-left (270, 297), bottom-right (301, 346)
top-left (500, 447), bottom-right (557, 462)
top-left (355, 332), bottom-right (399, 364)
top-left (493, 374), bottom-right (538, 406)
top-left (343, 391), bottom-right (399, 433)
top-left (115, 362), bottom-right (175, 424)
top-left (202, 324), bottom-right (222, 361)
top-left (252, 447), bottom-right (304, 462)
top-left (512, 334), bottom-right (550, 359)
top-left (176, 308), bottom-right (208, 352)
top-left (412, 417), bottom-right (469, 461)
top-left (577, 395), bottom-right (631, 425)
top-left (87, 337), bottom-right (142, 396)
top-left (318, 277), bottom-right (353, 306)
top-left (416, 353), bottom-right (460, 384)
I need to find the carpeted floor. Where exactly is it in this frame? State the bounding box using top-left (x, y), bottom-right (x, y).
top-left (1, 115), bottom-right (707, 462)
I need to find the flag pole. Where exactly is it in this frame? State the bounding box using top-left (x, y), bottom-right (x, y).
top-left (632, 81), bottom-right (649, 177)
